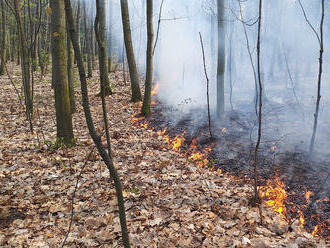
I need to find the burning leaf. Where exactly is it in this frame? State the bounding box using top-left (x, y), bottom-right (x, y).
top-left (259, 178), bottom-right (288, 217)
top-left (298, 210), bottom-right (305, 228)
top-left (157, 127), bottom-right (167, 136)
top-left (312, 225), bottom-right (319, 236)
top-left (172, 136), bottom-right (185, 151)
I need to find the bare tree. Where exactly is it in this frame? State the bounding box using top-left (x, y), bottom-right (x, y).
top-left (297, 0), bottom-right (325, 156)
top-left (0, 0), bottom-right (6, 75)
top-left (141, 0), bottom-right (154, 116)
top-left (216, 0), bottom-right (225, 119)
top-left (120, 0), bottom-right (142, 102)
top-left (95, 0), bottom-right (112, 96)
top-left (64, 1), bottom-right (130, 247)
top-left (253, 0), bottom-right (263, 218)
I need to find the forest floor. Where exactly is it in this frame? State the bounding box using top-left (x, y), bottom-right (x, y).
top-left (0, 64), bottom-right (329, 247)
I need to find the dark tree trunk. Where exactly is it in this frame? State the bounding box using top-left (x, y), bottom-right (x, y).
top-left (50, 0), bottom-right (74, 145)
top-left (0, 0), bottom-right (6, 75)
top-left (64, 2), bottom-right (130, 247)
top-left (67, 24), bottom-right (76, 113)
top-left (13, 0), bottom-right (33, 131)
top-left (120, 0), bottom-right (142, 102)
top-left (216, 0), bottom-right (225, 119)
top-left (141, 0), bottom-right (154, 116)
top-left (83, 1), bottom-right (93, 77)
top-left (95, 0), bottom-right (112, 95)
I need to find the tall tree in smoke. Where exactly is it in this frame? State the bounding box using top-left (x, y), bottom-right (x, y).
top-left (141, 0), bottom-right (154, 116)
top-left (216, 0), bottom-right (225, 119)
top-left (50, 0), bottom-right (74, 145)
top-left (120, 0), bottom-right (142, 102)
top-left (297, 0), bottom-right (325, 156)
top-left (95, 0), bottom-right (112, 96)
top-left (254, 0), bottom-right (263, 212)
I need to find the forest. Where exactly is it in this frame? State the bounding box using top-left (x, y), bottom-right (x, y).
top-left (0, 0), bottom-right (329, 247)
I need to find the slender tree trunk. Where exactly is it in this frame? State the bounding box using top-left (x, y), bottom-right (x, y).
top-left (95, 0), bottom-right (112, 95)
top-left (254, 0), bottom-right (263, 207)
top-left (67, 24), bottom-right (76, 113)
top-left (141, 0), bottom-right (154, 116)
top-left (216, 0), bottom-right (225, 119)
top-left (83, 1), bottom-right (93, 77)
top-left (64, 2), bottom-right (130, 247)
top-left (309, 0), bottom-right (325, 156)
top-left (120, 0), bottom-right (142, 102)
top-left (13, 0), bottom-right (33, 131)
top-left (75, 0), bottom-right (81, 49)
top-left (0, 0), bottom-right (7, 75)
top-left (50, 0), bottom-right (74, 146)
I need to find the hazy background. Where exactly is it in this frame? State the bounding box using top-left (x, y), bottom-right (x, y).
top-left (84, 0), bottom-right (330, 156)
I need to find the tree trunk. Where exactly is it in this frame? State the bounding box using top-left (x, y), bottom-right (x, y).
top-left (0, 0), bottom-right (6, 75)
top-left (141, 0), bottom-right (154, 116)
top-left (95, 0), bottom-right (112, 96)
top-left (67, 24), bottom-right (76, 113)
top-left (120, 0), bottom-right (142, 102)
top-left (309, 0), bottom-right (325, 156)
top-left (50, 0), bottom-right (74, 146)
top-left (64, 2), bottom-right (130, 246)
top-left (216, 0), bottom-right (225, 119)
top-left (83, 1), bottom-right (93, 77)
top-left (13, 0), bottom-right (33, 130)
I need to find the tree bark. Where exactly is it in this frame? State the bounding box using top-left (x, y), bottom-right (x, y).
top-left (120, 0), bottom-right (142, 102)
top-left (141, 0), bottom-right (154, 116)
top-left (216, 0), bottom-right (225, 119)
top-left (0, 0), bottom-right (6, 75)
top-left (94, 0), bottom-right (112, 96)
top-left (83, 1), bottom-right (92, 77)
top-left (309, 0), bottom-right (325, 156)
top-left (50, 0), bottom-right (74, 146)
top-left (13, 0), bottom-right (33, 130)
top-left (67, 23), bottom-right (76, 113)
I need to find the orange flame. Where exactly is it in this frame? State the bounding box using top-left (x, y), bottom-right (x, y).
top-left (298, 210), bottom-right (305, 228)
top-left (157, 127), bottom-right (168, 136)
top-left (172, 136), bottom-right (185, 151)
top-left (305, 191), bottom-right (314, 203)
top-left (312, 225), bottom-right (319, 236)
top-left (259, 178), bottom-right (288, 217)
top-left (164, 135), bottom-right (171, 144)
top-left (188, 147), bottom-right (212, 168)
top-left (151, 83), bottom-right (159, 96)
top-left (131, 114), bottom-right (148, 128)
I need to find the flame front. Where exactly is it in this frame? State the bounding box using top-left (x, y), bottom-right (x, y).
top-left (131, 114), bottom-right (148, 128)
top-left (259, 178), bottom-right (288, 217)
top-left (188, 143), bottom-right (212, 168)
